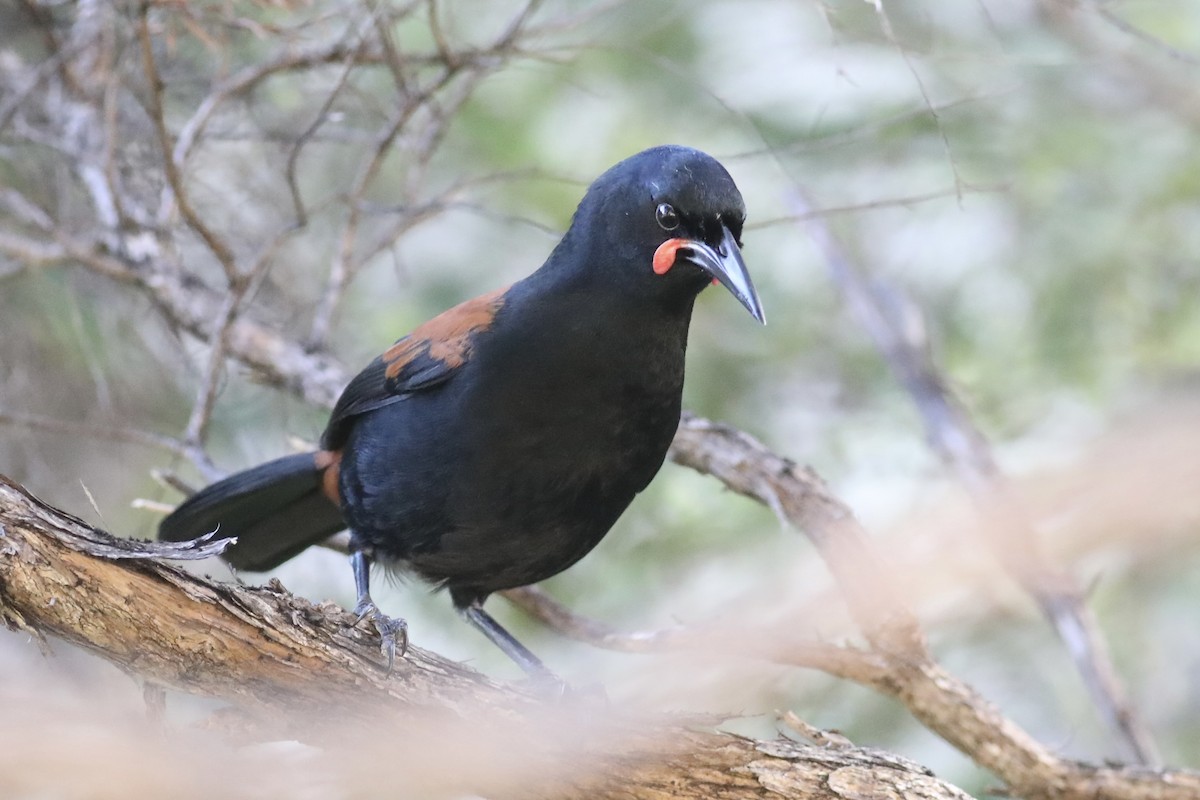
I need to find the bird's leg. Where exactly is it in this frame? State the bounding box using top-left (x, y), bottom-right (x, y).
top-left (461, 602), bottom-right (562, 687)
top-left (350, 549), bottom-right (408, 670)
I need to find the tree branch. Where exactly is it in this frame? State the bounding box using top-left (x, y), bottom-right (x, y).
top-left (795, 193), bottom-right (1160, 764)
top-left (511, 416), bottom-right (1200, 800)
top-left (0, 474), bottom-right (977, 800)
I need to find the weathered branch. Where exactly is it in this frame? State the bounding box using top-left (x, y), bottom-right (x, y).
top-left (0, 475), bottom-right (514, 716)
top-left (669, 413), bottom-right (926, 658)
top-left (796, 194), bottom-right (1159, 764)
top-left (0, 474), bottom-right (976, 800)
top-left (511, 417), bottom-right (1200, 800)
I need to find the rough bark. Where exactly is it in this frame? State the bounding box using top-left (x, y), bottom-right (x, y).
top-left (667, 415), bottom-right (1200, 800)
top-left (0, 474), bottom-right (974, 800)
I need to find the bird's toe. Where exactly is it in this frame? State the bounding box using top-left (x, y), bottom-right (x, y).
top-left (375, 613), bottom-right (409, 669)
top-left (351, 600), bottom-right (408, 671)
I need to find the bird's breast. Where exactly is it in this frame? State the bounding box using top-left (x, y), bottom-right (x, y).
top-left (343, 291), bottom-right (695, 595)
top-left (466, 337), bottom-right (684, 478)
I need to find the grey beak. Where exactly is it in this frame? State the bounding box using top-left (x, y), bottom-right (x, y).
top-left (680, 225), bottom-right (766, 324)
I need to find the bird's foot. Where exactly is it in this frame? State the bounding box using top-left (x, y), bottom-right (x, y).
top-left (353, 599), bottom-right (408, 672)
top-left (565, 680), bottom-right (608, 703)
top-left (522, 671), bottom-right (569, 700)
top-left (519, 671), bottom-right (607, 704)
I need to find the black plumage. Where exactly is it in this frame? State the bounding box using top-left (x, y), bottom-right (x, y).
top-left (159, 145), bottom-right (764, 678)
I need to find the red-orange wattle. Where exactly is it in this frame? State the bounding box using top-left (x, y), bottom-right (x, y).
top-left (653, 238), bottom-right (689, 275)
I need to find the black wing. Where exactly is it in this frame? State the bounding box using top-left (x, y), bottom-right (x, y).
top-left (319, 286), bottom-right (508, 451)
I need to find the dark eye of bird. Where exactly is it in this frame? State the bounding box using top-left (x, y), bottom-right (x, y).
top-left (655, 203), bottom-right (680, 231)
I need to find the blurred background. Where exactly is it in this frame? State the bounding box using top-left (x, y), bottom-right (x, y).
top-left (2, 0), bottom-right (1199, 794)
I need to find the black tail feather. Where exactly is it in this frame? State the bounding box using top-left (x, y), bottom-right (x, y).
top-left (158, 452), bottom-right (345, 571)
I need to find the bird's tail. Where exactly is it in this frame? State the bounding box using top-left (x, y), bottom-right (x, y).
top-left (158, 452), bottom-right (346, 571)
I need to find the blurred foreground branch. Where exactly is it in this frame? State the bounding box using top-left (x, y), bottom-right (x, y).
top-left (795, 194), bottom-right (1159, 764)
top-left (0, 474), bottom-right (975, 800)
top-left (506, 416), bottom-right (1200, 800)
top-left (4, 445), bottom-right (1195, 799)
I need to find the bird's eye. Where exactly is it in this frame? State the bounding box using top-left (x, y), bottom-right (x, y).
top-left (655, 203), bottom-right (680, 231)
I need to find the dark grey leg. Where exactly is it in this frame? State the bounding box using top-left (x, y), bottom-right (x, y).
top-left (461, 602), bottom-right (559, 683)
top-left (350, 549), bottom-right (408, 671)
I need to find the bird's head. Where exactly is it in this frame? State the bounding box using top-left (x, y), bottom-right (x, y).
top-left (565, 145), bottom-right (765, 324)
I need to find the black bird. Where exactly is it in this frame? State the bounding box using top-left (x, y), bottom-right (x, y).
top-left (159, 145), bottom-right (764, 679)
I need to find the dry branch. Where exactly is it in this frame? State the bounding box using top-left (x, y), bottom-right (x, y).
top-left (509, 416), bottom-right (1200, 800)
top-left (0, 475), bottom-right (514, 717)
top-left (0, 474), bottom-right (975, 800)
top-left (795, 195), bottom-right (1159, 764)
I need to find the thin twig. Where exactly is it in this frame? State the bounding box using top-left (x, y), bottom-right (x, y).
top-left (283, 14), bottom-right (379, 227)
top-left (306, 1), bottom-right (538, 346)
top-left (1090, 2), bottom-right (1200, 67)
top-left (499, 586), bottom-right (893, 684)
top-left (1040, 0), bottom-right (1200, 132)
top-left (725, 91), bottom-right (1014, 161)
top-left (182, 227), bottom-right (290, 448)
top-left (136, 3), bottom-right (239, 283)
top-left (870, 1), bottom-right (965, 204)
top-left (670, 412), bottom-right (926, 658)
top-left (749, 183), bottom-right (1008, 230)
top-left (792, 192), bottom-right (1160, 765)
top-left (0, 410), bottom-right (187, 457)
top-left (171, 32), bottom-right (461, 167)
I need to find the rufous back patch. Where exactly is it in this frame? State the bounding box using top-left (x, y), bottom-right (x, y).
top-left (314, 449), bottom-right (343, 504)
top-left (383, 286), bottom-right (508, 379)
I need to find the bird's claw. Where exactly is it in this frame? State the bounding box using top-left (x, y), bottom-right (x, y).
top-left (353, 600), bottom-right (409, 671)
top-left (523, 672), bottom-right (569, 700)
top-left (516, 670), bottom-right (606, 703)
top-left (563, 680), bottom-right (608, 704)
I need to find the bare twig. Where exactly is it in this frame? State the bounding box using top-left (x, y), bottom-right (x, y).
top-left (868, 1), bottom-right (964, 204)
top-left (305, 0), bottom-right (539, 347)
top-left (182, 288), bottom-right (241, 447)
top-left (170, 15), bottom-right (473, 168)
top-left (0, 410), bottom-right (186, 458)
top-left (307, 93), bottom-right (426, 346)
top-left (1040, 0), bottom-right (1200, 131)
top-left (499, 585), bottom-right (893, 685)
top-left (749, 183), bottom-right (1008, 230)
top-left (793, 193), bottom-right (1160, 764)
top-left (282, 43), bottom-right (366, 228)
top-left (136, 3), bottom-right (240, 282)
top-left (181, 234), bottom-right (282, 448)
top-left (725, 92), bottom-right (1015, 161)
top-left (1088, 1), bottom-right (1200, 67)
top-left (670, 413), bottom-right (925, 658)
